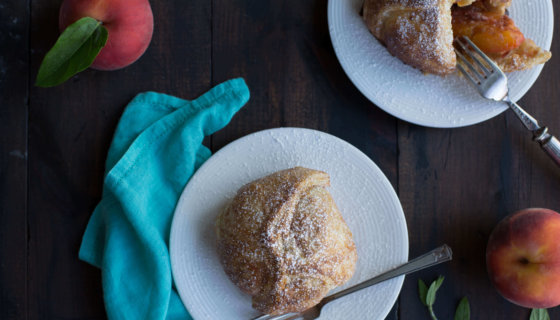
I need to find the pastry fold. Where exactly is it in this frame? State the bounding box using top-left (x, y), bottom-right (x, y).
top-left (216, 167), bottom-right (357, 315)
top-left (363, 0), bottom-right (551, 75)
top-left (363, 0), bottom-right (459, 75)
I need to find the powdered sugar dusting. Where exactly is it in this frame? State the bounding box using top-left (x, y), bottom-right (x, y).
top-left (328, 0), bottom-right (551, 127)
top-left (169, 128), bottom-right (409, 320)
top-left (215, 167), bottom-right (357, 315)
top-left (363, 0), bottom-right (456, 74)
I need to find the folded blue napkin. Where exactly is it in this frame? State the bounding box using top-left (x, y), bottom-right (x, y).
top-left (79, 78), bottom-right (250, 319)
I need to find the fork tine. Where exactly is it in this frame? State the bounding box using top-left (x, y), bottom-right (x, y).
top-left (454, 49), bottom-right (485, 82)
top-left (455, 59), bottom-right (480, 86)
top-left (457, 36), bottom-right (501, 72)
top-left (454, 38), bottom-right (492, 75)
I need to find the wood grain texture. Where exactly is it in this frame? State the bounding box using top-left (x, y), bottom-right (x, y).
top-left (26, 0), bottom-right (211, 318)
top-left (211, 0), bottom-right (399, 318)
top-left (398, 119), bottom-right (514, 319)
top-left (0, 1), bottom-right (28, 319)
top-left (397, 6), bottom-right (560, 318)
top-left (2, 0), bottom-right (559, 318)
top-left (211, 0), bottom-right (398, 178)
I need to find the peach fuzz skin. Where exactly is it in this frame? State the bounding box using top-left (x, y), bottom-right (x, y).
top-left (486, 208), bottom-right (560, 308)
top-left (59, 0), bottom-right (153, 70)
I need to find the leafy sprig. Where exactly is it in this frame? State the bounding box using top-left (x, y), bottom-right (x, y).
top-left (454, 297), bottom-right (470, 320)
top-left (530, 308), bottom-right (550, 320)
top-left (36, 17), bottom-right (108, 87)
top-left (418, 276), bottom-right (445, 320)
top-left (418, 276), bottom-right (470, 320)
top-left (418, 276), bottom-right (550, 320)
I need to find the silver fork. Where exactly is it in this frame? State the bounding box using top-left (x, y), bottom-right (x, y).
top-left (454, 36), bottom-right (560, 167)
top-left (251, 244), bottom-right (453, 320)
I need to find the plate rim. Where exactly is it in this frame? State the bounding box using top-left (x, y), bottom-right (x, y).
top-left (169, 127), bottom-right (409, 320)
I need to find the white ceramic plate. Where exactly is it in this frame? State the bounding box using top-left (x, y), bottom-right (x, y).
top-left (170, 128), bottom-right (409, 320)
top-left (328, 0), bottom-right (554, 128)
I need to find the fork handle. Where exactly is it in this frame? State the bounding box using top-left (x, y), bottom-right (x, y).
top-left (504, 98), bottom-right (560, 168)
top-left (323, 244), bottom-right (452, 304)
top-left (533, 127), bottom-right (560, 167)
top-left (250, 245), bottom-right (453, 320)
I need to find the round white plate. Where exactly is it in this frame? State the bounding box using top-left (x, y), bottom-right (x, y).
top-left (170, 128), bottom-right (409, 320)
top-left (328, 0), bottom-right (554, 128)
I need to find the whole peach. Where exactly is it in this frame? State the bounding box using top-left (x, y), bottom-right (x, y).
top-left (486, 208), bottom-right (560, 308)
top-left (59, 0), bottom-right (153, 70)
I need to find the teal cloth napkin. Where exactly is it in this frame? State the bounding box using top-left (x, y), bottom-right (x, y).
top-left (79, 78), bottom-right (250, 319)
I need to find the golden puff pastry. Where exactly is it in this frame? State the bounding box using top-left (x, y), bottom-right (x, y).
top-left (363, 0), bottom-right (463, 75)
top-left (494, 39), bottom-right (552, 73)
top-left (451, 0), bottom-right (551, 73)
top-left (363, 0), bottom-right (550, 75)
top-left (215, 167), bottom-right (357, 315)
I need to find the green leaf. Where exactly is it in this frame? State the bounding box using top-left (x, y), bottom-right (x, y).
top-left (35, 17), bottom-right (108, 87)
top-left (454, 297), bottom-right (470, 320)
top-left (425, 276), bottom-right (444, 307)
top-left (530, 308), bottom-right (550, 320)
top-left (418, 279), bottom-right (428, 306)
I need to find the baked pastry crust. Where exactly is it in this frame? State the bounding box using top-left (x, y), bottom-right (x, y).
top-left (215, 167), bottom-right (357, 315)
top-left (363, 0), bottom-right (550, 75)
top-left (363, 0), bottom-right (460, 75)
top-left (452, 0), bottom-right (551, 72)
top-left (496, 39), bottom-right (552, 73)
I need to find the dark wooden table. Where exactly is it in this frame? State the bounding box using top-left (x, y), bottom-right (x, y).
top-left (2, 0), bottom-right (560, 319)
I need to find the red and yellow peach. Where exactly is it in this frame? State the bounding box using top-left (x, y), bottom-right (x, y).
top-left (59, 0), bottom-right (154, 70)
top-left (486, 208), bottom-right (560, 308)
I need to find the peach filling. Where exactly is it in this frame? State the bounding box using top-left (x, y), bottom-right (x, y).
top-left (452, 2), bottom-right (524, 56)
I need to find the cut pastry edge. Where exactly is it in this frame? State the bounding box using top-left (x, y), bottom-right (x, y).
top-left (452, 0), bottom-right (551, 73)
top-left (456, 0), bottom-right (476, 7)
top-left (492, 39), bottom-right (552, 73)
top-left (362, 0), bottom-right (458, 75)
top-left (362, 0), bottom-right (551, 75)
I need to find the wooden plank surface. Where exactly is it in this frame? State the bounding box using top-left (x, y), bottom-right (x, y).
top-left (211, 0), bottom-right (398, 176)
top-left (211, 1), bottom-right (399, 317)
top-left (398, 18), bottom-right (560, 319)
top-left (26, 0), bottom-right (211, 318)
top-left (1, 0), bottom-right (559, 318)
top-left (0, 1), bottom-right (28, 319)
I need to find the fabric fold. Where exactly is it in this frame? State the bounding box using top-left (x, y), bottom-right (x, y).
top-left (79, 78), bottom-right (250, 320)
